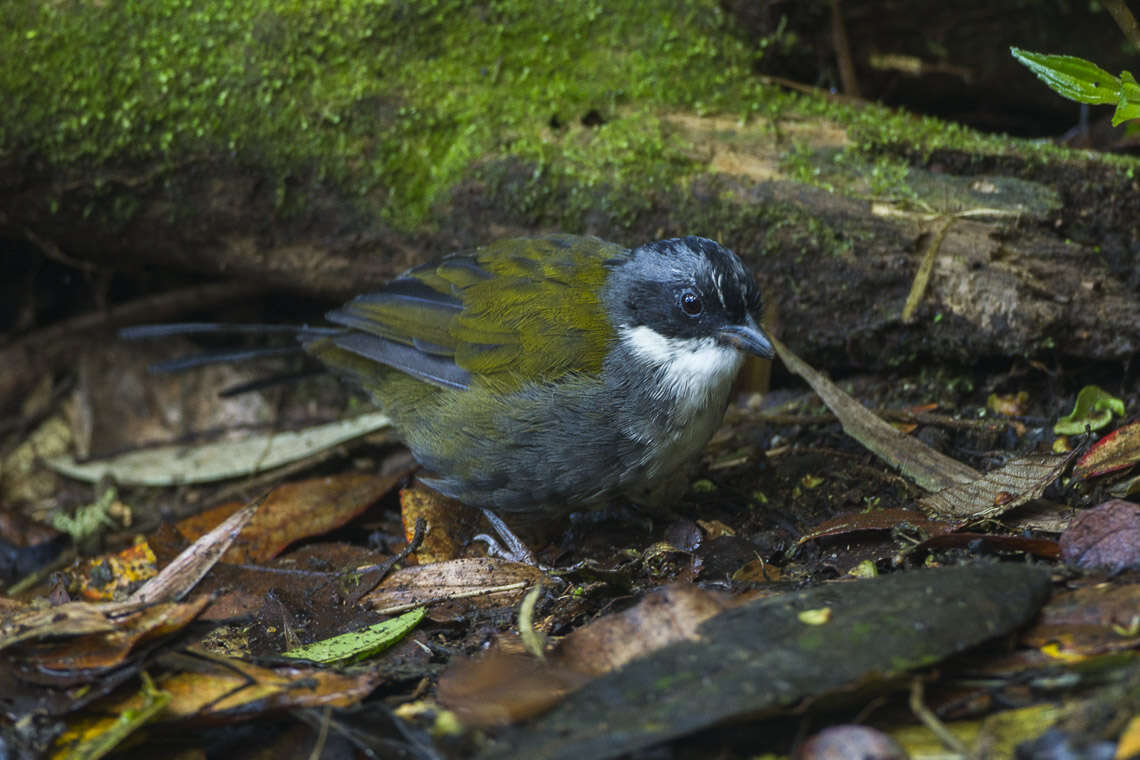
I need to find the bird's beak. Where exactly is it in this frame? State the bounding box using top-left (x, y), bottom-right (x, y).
top-left (717, 317), bottom-right (775, 359)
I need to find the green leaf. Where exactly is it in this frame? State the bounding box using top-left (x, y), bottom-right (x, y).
top-left (281, 606), bottom-right (426, 664)
top-left (1054, 385), bottom-right (1126, 435)
top-left (1010, 47), bottom-right (1120, 106)
top-left (1113, 70), bottom-right (1140, 126)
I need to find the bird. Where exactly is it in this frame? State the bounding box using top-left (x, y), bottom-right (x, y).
top-left (123, 234), bottom-right (773, 555)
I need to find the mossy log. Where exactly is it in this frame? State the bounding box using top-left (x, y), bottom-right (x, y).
top-left (3, 0), bottom-right (1138, 379)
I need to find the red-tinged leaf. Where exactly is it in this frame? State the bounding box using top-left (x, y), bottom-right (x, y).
top-left (1074, 421), bottom-right (1140, 479)
top-left (798, 508), bottom-right (954, 544)
top-left (177, 471), bottom-right (407, 564)
top-left (1060, 500), bottom-right (1140, 572)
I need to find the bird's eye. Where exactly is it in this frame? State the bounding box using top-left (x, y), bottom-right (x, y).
top-left (680, 290), bottom-right (703, 316)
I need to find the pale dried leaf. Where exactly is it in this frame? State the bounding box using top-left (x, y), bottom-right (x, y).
top-left (130, 499), bottom-right (259, 604)
top-left (44, 412), bottom-right (392, 485)
top-left (918, 451), bottom-right (1076, 523)
top-left (0, 603), bottom-right (119, 651)
top-left (363, 558), bottom-right (543, 615)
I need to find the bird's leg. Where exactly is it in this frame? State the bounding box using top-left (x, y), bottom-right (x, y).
top-left (473, 508), bottom-right (538, 566)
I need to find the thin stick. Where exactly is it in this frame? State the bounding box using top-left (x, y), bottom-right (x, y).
top-left (909, 677), bottom-right (970, 756)
top-left (1103, 0), bottom-right (1140, 51)
top-left (902, 216), bottom-right (954, 323)
top-left (831, 0), bottom-right (861, 98)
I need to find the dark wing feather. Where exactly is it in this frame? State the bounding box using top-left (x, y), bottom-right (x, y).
top-left (329, 332), bottom-right (471, 390)
top-left (310, 235), bottom-right (625, 392)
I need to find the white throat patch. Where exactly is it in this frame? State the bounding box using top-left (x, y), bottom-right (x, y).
top-left (619, 325), bottom-right (744, 418)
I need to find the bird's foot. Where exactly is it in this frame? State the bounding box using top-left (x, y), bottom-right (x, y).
top-left (473, 508), bottom-right (539, 566)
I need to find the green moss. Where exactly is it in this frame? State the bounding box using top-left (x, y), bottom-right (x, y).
top-left (4, 0), bottom-right (1137, 234)
top-left (3, 0), bottom-right (771, 228)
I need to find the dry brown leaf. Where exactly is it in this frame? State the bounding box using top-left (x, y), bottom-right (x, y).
top-left (76, 651), bottom-right (378, 723)
top-left (176, 470), bottom-right (407, 564)
top-left (1, 603), bottom-right (120, 651)
top-left (918, 450), bottom-right (1076, 524)
top-left (437, 585), bottom-right (731, 727)
top-left (773, 337), bottom-right (979, 492)
top-left (160, 655), bottom-right (378, 717)
top-left (399, 480), bottom-right (479, 564)
top-left (731, 558), bottom-right (781, 583)
top-left (363, 557), bottom-right (543, 615)
top-left (26, 597), bottom-right (210, 671)
top-left (1, 506), bottom-right (252, 654)
top-left (1021, 583), bottom-right (1140, 657)
top-left (999, 499), bottom-right (1076, 533)
top-left (696, 519), bottom-right (735, 540)
top-left (132, 499), bottom-right (260, 604)
top-left (438, 650), bottom-right (589, 726)
top-left (555, 585), bottom-right (731, 677)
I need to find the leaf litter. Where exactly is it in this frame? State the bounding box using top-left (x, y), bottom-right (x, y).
top-left (3, 317), bottom-right (1138, 758)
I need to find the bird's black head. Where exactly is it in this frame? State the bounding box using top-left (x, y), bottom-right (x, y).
top-left (604, 236), bottom-right (773, 358)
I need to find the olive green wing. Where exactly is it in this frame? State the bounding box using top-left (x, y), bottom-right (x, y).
top-left (308, 235), bottom-right (624, 392)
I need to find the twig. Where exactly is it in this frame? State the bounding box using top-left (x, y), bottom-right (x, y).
top-left (1103, 0), bottom-right (1140, 51)
top-left (909, 677), bottom-right (970, 756)
top-left (350, 517), bottom-right (428, 598)
top-left (306, 707), bottom-right (332, 760)
top-left (22, 226), bottom-right (102, 273)
top-left (830, 0), bottom-right (861, 98)
top-left (903, 216), bottom-right (954, 323)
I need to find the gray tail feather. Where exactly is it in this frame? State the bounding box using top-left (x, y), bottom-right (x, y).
top-left (119, 322), bottom-right (342, 374)
top-left (119, 322), bottom-right (340, 340)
